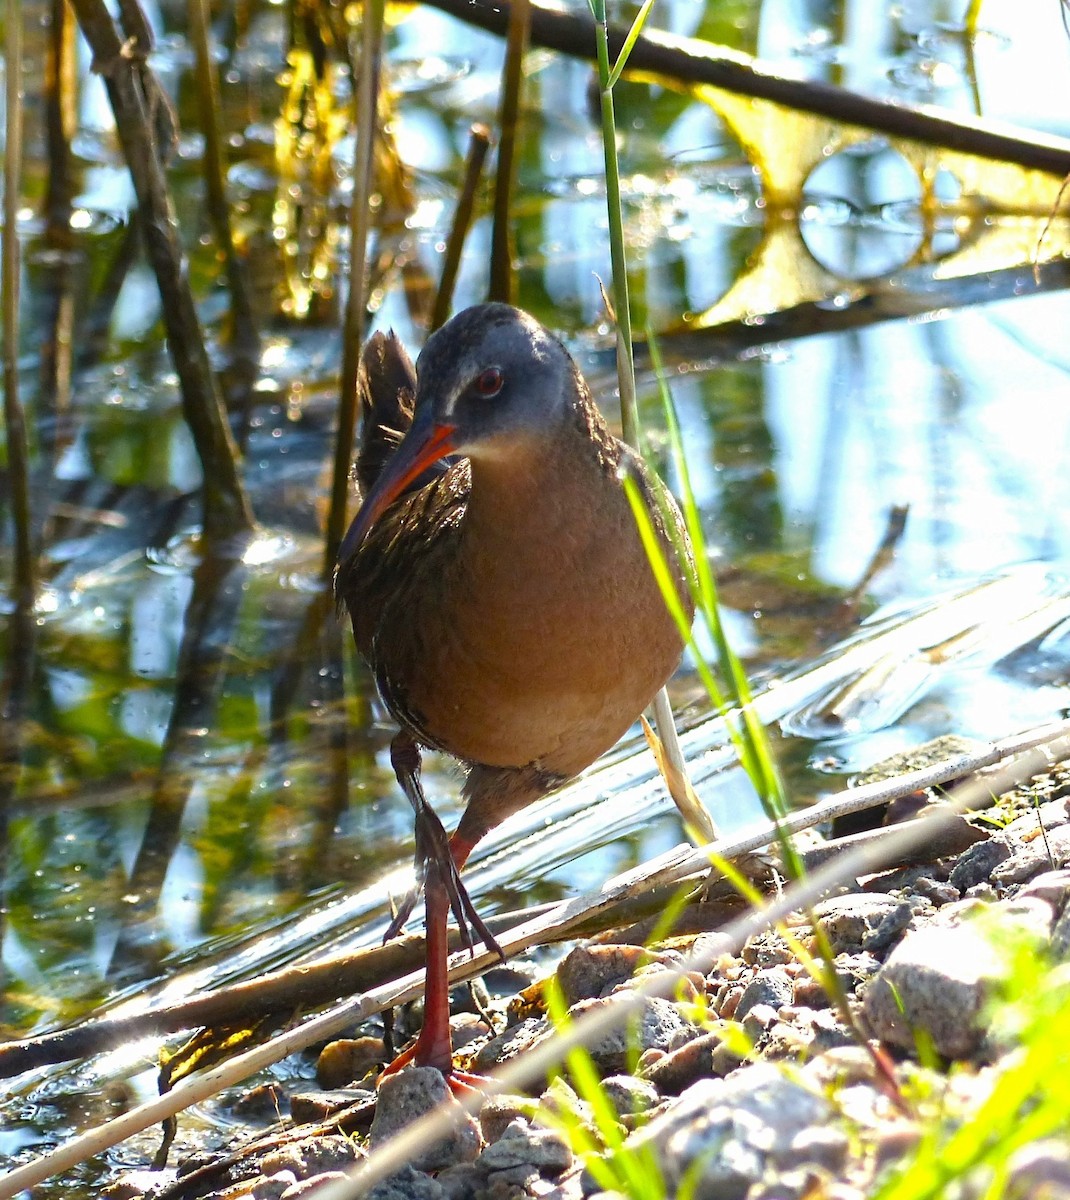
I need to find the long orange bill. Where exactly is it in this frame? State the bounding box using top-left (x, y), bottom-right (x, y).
top-left (337, 409), bottom-right (458, 563)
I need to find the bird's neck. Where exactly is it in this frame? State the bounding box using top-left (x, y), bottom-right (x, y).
top-left (461, 407), bottom-right (623, 551)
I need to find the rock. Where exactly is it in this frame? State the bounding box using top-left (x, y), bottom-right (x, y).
top-left (260, 1134), bottom-right (361, 1181)
top-left (992, 824), bottom-right (1070, 886)
top-left (564, 996), bottom-right (694, 1076)
top-left (253, 1172), bottom-right (299, 1199)
top-left (317, 1037), bottom-right (387, 1088)
top-left (1054, 905), bottom-right (1070, 959)
top-left (794, 952), bottom-right (880, 1007)
top-left (734, 968), bottom-right (793, 1022)
top-left (740, 1002), bottom-right (779, 1041)
top-left (368, 1068), bottom-right (481, 1172)
top-left (789, 1125), bottom-right (850, 1173)
top-left (365, 1165), bottom-right (447, 1200)
top-left (813, 893), bottom-right (911, 954)
top-left (718, 984), bottom-right (745, 1019)
top-left (948, 837), bottom-right (1013, 892)
top-left (1003, 798), bottom-right (1070, 839)
top-left (748, 1166), bottom-right (833, 1200)
top-left (803, 1045), bottom-right (880, 1089)
top-left (1004, 1140), bottom-right (1070, 1200)
top-left (741, 931), bottom-right (793, 967)
top-left (555, 944), bottom-right (682, 1006)
top-left (289, 1088), bottom-right (374, 1125)
top-left (1018, 867), bottom-right (1070, 912)
top-left (452, 1011), bottom-right (494, 1051)
top-left (809, 1008), bottom-right (856, 1052)
top-left (864, 922), bottom-right (989, 1057)
top-left (473, 1018), bottom-right (550, 1071)
top-left (910, 876), bottom-right (959, 905)
top-left (436, 1162), bottom-right (485, 1200)
top-left (599, 1076), bottom-right (659, 1123)
top-left (484, 961), bottom-right (540, 996)
top-left (479, 1119), bottom-right (572, 1176)
top-left (231, 1083), bottom-right (290, 1120)
top-left (480, 1095), bottom-right (536, 1143)
top-left (626, 1063), bottom-right (831, 1199)
top-left (860, 903), bottom-right (1047, 1060)
top-left (871, 1122), bottom-right (923, 1169)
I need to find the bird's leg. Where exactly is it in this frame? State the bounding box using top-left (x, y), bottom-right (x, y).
top-left (383, 731), bottom-right (429, 942)
top-left (379, 736), bottom-right (502, 1088)
top-left (385, 731), bottom-right (504, 962)
top-left (381, 856), bottom-right (454, 1076)
top-left (379, 857), bottom-right (491, 1095)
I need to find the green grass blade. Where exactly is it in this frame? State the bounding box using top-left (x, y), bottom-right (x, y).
top-left (607, 0), bottom-right (656, 89)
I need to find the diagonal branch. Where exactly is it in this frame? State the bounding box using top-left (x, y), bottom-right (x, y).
top-left (69, 0), bottom-right (255, 548)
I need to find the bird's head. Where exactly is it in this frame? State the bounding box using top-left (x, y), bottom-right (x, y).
top-left (339, 304), bottom-right (579, 556)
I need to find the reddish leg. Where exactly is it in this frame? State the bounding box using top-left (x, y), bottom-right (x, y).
top-left (381, 857), bottom-right (453, 1075)
top-left (379, 853), bottom-right (490, 1093)
top-left (380, 735), bottom-right (500, 1087)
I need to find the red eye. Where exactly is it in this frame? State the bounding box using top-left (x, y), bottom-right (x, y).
top-left (474, 367), bottom-right (504, 397)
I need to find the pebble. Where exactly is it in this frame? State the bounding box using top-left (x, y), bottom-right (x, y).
top-left (562, 995), bottom-right (694, 1075)
top-left (477, 1118), bottom-right (572, 1175)
top-left (639, 1028), bottom-right (724, 1093)
top-left (734, 967), bottom-right (793, 1021)
top-left (260, 1134), bottom-right (361, 1181)
top-left (365, 1165), bottom-right (447, 1199)
top-left (555, 944), bottom-right (682, 1006)
top-left (992, 824), bottom-right (1070, 886)
top-left (862, 921), bottom-right (1000, 1058)
top-left (627, 1062), bottom-right (832, 1198)
top-left (368, 1068), bottom-right (481, 1172)
top-left (289, 1088), bottom-right (374, 1125)
top-left (598, 1075), bottom-right (659, 1122)
top-left (948, 836), bottom-right (1013, 891)
top-left (317, 1036), bottom-right (387, 1088)
top-left (1004, 1140), bottom-right (1070, 1200)
top-left (813, 893), bottom-right (909, 954)
top-left (253, 1172), bottom-right (298, 1199)
top-left (862, 895), bottom-right (1051, 1060)
top-left (280, 1173), bottom-right (352, 1199)
top-left (473, 1018), bottom-right (550, 1071)
top-left (1019, 867), bottom-right (1070, 912)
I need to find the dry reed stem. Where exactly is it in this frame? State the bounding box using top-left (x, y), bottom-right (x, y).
top-left (324, 0), bottom-right (385, 576)
top-left (432, 124), bottom-right (492, 331)
top-left (488, 0), bottom-right (529, 304)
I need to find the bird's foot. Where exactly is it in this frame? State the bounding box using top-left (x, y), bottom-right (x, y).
top-left (384, 882), bottom-right (421, 943)
top-left (377, 1029), bottom-right (491, 1099)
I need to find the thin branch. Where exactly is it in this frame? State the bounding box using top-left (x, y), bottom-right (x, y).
top-left (3, 0), bottom-right (35, 608)
top-left (489, 0), bottom-right (529, 304)
top-left (432, 123), bottom-right (491, 330)
top-left (68, 0), bottom-right (255, 548)
top-left (188, 0), bottom-right (261, 392)
top-left (425, 0), bottom-right (1070, 178)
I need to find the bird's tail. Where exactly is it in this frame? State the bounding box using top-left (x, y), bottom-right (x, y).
top-left (355, 330), bottom-right (418, 496)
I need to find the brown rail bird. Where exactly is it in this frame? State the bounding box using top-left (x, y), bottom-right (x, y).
top-left (335, 303), bottom-right (693, 1082)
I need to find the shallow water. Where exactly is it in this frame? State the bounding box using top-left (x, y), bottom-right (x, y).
top-left (4, 0), bottom-right (1070, 1189)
